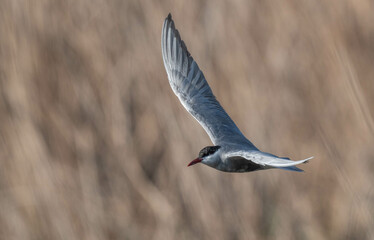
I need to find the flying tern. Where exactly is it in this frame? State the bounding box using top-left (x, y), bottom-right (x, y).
top-left (161, 13), bottom-right (313, 172)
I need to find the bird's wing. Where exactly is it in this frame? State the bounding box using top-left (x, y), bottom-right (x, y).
top-left (161, 14), bottom-right (256, 148)
top-left (226, 151), bottom-right (313, 168)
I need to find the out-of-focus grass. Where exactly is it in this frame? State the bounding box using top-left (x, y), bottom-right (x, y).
top-left (0, 0), bottom-right (374, 239)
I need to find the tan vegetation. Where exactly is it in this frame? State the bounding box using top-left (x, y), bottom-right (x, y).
top-left (0, 0), bottom-right (374, 239)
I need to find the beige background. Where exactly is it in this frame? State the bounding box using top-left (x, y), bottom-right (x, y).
top-left (1, 0), bottom-right (374, 239)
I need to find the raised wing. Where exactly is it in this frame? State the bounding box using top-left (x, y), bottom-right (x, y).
top-left (161, 14), bottom-right (256, 148)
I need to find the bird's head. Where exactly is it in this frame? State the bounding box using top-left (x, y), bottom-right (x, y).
top-left (188, 146), bottom-right (221, 167)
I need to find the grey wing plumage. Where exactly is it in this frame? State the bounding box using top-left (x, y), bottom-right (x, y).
top-left (161, 14), bottom-right (256, 148)
top-left (227, 151), bottom-right (314, 168)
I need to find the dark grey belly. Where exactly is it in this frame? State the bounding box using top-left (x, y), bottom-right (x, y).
top-left (221, 157), bottom-right (265, 173)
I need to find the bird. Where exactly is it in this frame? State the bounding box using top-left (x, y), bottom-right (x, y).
top-left (161, 13), bottom-right (313, 173)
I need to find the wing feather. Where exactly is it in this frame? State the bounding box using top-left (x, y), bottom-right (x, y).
top-left (161, 14), bottom-right (256, 147)
top-left (227, 151), bottom-right (313, 168)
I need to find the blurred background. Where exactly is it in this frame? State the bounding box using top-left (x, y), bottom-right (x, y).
top-left (1, 0), bottom-right (374, 239)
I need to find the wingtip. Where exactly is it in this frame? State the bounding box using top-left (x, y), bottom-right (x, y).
top-left (164, 13), bottom-right (174, 29)
top-left (303, 156), bottom-right (314, 164)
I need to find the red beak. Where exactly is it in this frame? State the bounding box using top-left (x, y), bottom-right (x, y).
top-left (188, 158), bottom-right (202, 167)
